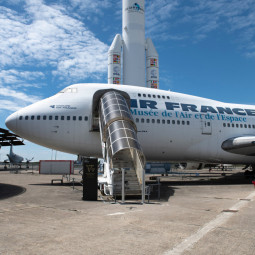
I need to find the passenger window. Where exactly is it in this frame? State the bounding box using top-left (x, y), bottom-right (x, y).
top-left (157, 95), bottom-right (161, 99)
top-left (79, 116), bottom-right (82, 121)
top-left (167, 96), bottom-right (170, 99)
top-left (143, 94), bottom-right (146, 97)
top-left (162, 119), bottom-right (165, 124)
top-left (253, 125), bottom-right (255, 129)
top-left (141, 118), bottom-right (145, 123)
top-left (223, 123), bottom-right (226, 127)
top-left (167, 120), bottom-right (170, 124)
top-left (136, 118), bottom-right (139, 123)
top-left (61, 116), bottom-right (64, 120)
top-left (236, 124), bottom-right (239, 128)
top-left (249, 125), bottom-right (251, 128)
top-left (187, 121), bottom-right (190, 125)
top-left (152, 119), bottom-right (155, 123)
top-left (43, 116), bottom-right (47, 120)
top-left (146, 119), bottom-right (150, 123)
top-left (138, 93), bottom-right (141, 97)
top-left (153, 95), bottom-right (156, 98)
top-left (19, 116), bottom-right (23, 120)
top-left (182, 121), bottom-right (185, 125)
top-left (157, 119), bottom-right (160, 124)
top-left (148, 94), bottom-right (151, 98)
top-left (244, 124), bottom-right (247, 128)
top-left (172, 120), bottom-right (175, 124)
top-left (207, 122), bottom-right (211, 126)
top-left (31, 116), bottom-right (35, 120)
top-left (25, 116), bottom-right (28, 120)
top-left (227, 123), bottom-right (230, 127)
top-left (73, 116), bottom-right (76, 121)
top-left (232, 124), bottom-right (235, 127)
top-left (240, 124), bottom-right (243, 128)
top-left (37, 116), bottom-right (40, 120)
top-left (49, 116), bottom-right (52, 120)
top-left (55, 116), bottom-right (58, 120)
top-left (162, 96), bottom-right (165, 99)
top-left (67, 116), bottom-right (70, 121)
top-left (85, 116), bottom-right (88, 121)
top-left (177, 120), bottom-right (180, 125)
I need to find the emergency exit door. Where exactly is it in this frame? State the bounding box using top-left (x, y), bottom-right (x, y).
top-left (201, 118), bottom-right (212, 135)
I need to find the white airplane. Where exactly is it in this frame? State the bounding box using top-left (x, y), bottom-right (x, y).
top-left (0, 128), bottom-right (26, 169)
top-left (4, 145), bottom-right (34, 169)
top-left (6, 145), bottom-right (24, 166)
top-left (5, 83), bottom-right (255, 192)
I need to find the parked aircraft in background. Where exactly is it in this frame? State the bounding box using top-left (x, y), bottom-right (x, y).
top-left (6, 145), bottom-right (24, 167)
top-left (0, 128), bottom-right (25, 169)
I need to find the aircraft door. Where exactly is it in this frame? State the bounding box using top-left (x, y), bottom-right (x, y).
top-left (201, 117), bottom-right (212, 135)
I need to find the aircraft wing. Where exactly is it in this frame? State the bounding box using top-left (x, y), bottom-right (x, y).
top-left (222, 136), bottom-right (255, 156)
top-left (0, 128), bottom-right (25, 147)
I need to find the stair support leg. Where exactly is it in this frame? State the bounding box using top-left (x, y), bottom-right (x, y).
top-left (122, 168), bottom-right (125, 203)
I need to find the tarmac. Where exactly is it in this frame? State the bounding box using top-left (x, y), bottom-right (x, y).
top-left (0, 166), bottom-right (255, 255)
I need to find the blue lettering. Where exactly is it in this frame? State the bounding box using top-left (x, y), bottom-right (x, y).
top-left (140, 100), bottom-right (158, 109)
top-left (232, 108), bottom-right (246, 116)
top-left (216, 107), bottom-right (233, 115)
top-left (201, 106), bottom-right (218, 114)
top-left (130, 99), bottom-right (138, 108)
top-left (181, 104), bottom-right (198, 112)
top-left (245, 109), bottom-right (255, 116)
top-left (162, 110), bottom-right (172, 117)
top-left (165, 102), bottom-right (180, 111)
top-left (130, 109), bottom-right (137, 115)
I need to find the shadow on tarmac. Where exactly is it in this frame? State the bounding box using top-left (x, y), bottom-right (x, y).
top-left (26, 172), bottom-right (255, 203)
top-left (0, 183), bottom-right (26, 200)
top-left (158, 172), bottom-right (253, 186)
top-left (29, 182), bottom-right (82, 186)
top-left (146, 172), bottom-right (254, 202)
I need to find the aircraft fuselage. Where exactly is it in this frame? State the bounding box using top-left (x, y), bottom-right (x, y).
top-left (5, 83), bottom-right (255, 164)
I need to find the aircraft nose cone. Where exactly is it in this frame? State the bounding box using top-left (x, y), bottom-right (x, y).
top-left (5, 112), bottom-right (18, 133)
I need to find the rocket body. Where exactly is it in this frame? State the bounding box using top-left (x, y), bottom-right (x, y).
top-left (108, 34), bottom-right (122, 85)
top-left (146, 38), bottom-right (159, 89)
top-left (122, 0), bottom-right (145, 86)
top-left (108, 0), bottom-right (159, 88)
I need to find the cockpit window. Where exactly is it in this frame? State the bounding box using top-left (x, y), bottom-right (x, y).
top-left (59, 87), bottom-right (78, 93)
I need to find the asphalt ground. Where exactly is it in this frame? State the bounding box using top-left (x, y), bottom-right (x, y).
top-left (0, 166), bottom-right (255, 255)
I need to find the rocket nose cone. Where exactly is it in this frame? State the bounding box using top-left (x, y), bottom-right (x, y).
top-left (5, 112), bottom-right (18, 133)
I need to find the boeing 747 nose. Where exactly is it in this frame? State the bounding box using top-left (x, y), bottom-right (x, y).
top-left (5, 112), bottom-right (18, 133)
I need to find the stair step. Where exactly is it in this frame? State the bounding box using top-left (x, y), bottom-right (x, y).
top-left (113, 190), bottom-right (142, 196)
top-left (112, 167), bottom-right (142, 196)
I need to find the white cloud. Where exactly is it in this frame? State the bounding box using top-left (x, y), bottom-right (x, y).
top-left (146, 0), bottom-right (255, 57)
top-left (181, 0), bottom-right (255, 43)
top-left (0, 100), bottom-right (22, 112)
top-left (0, 84), bottom-right (42, 112)
top-left (0, 0), bottom-right (109, 82)
top-left (146, 0), bottom-right (179, 39)
top-left (68, 0), bottom-right (111, 14)
top-left (0, 69), bottom-right (44, 111)
top-left (0, 86), bottom-right (41, 104)
top-left (0, 0), bottom-right (111, 114)
top-left (0, 70), bottom-right (45, 86)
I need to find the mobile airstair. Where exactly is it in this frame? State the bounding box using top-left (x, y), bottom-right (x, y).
top-left (98, 91), bottom-right (145, 196)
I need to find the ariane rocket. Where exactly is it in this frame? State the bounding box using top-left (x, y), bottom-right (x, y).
top-left (108, 0), bottom-right (159, 89)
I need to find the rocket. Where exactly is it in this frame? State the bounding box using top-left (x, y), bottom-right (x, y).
top-left (108, 0), bottom-right (159, 88)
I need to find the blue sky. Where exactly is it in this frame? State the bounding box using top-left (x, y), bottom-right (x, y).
top-left (0, 0), bottom-right (255, 161)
